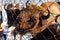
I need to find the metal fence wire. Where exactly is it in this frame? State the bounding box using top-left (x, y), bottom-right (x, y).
top-left (31, 24), bottom-right (60, 40)
top-left (0, 0), bottom-right (60, 40)
top-left (0, 0), bottom-right (60, 5)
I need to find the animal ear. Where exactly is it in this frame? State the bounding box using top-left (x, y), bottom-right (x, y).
top-left (26, 2), bottom-right (34, 9)
top-left (7, 4), bottom-right (13, 9)
top-left (16, 4), bottom-right (19, 7)
top-left (26, 2), bottom-right (46, 11)
top-left (55, 15), bottom-right (60, 23)
top-left (26, 0), bottom-right (30, 7)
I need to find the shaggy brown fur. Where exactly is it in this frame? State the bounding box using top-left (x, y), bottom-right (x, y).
top-left (5, 2), bottom-right (59, 40)
top-left (12, 3), bottom-right (54, 37)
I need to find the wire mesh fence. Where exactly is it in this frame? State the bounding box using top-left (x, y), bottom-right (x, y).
top-left (0, 0), bottom-right (60, 5)
top-left (0, 0), bottom-right (60, 40)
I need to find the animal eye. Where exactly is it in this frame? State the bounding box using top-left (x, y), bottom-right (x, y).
top-left (27, 16), bottom-right (36, 28)
top-left (27, 16), bottom-right (35, 24)
top-left (15, 9), bottom-right (20, 16)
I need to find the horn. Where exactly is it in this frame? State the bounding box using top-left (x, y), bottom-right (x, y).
top-left (41, 10), bottom-right (50, 19)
